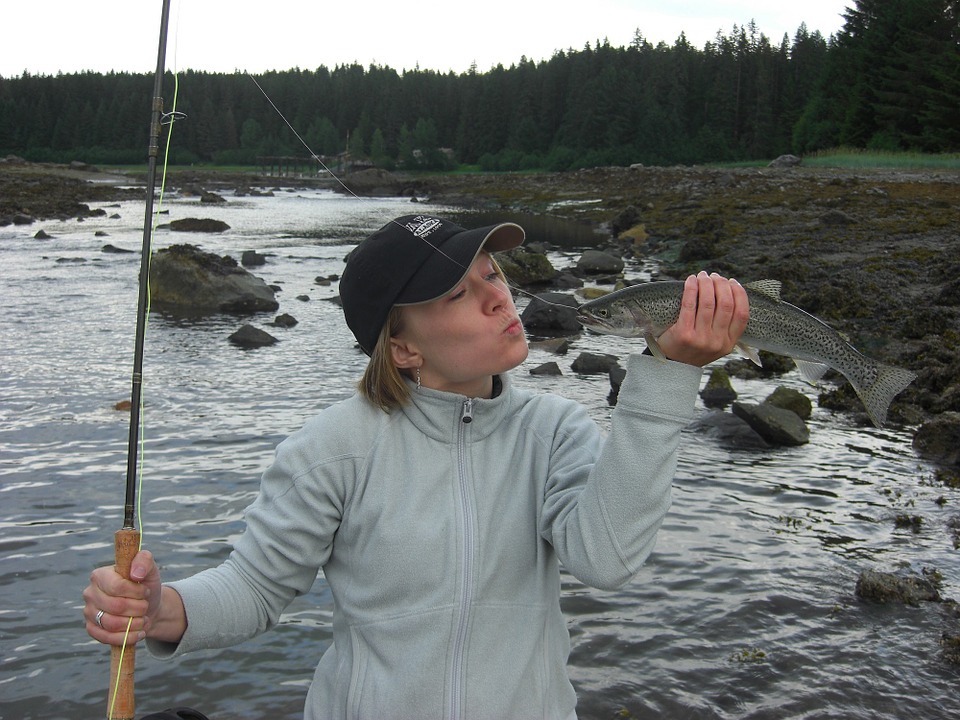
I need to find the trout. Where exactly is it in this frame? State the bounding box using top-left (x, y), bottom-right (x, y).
top-left (576, 279), bottom-right (916, 427)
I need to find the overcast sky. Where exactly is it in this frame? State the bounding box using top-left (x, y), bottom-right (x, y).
top-left (2, 1), bottom-right (850, 78)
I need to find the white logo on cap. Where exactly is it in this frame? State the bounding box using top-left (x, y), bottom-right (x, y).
top-left (404, 216), bottom-right (442, 239)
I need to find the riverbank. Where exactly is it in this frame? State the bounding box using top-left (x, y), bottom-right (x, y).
top-left (3, 159), bottom-right (958, 446)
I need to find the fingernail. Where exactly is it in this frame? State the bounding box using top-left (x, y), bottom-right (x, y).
top-left (137, 631), bottom-right (146, 641)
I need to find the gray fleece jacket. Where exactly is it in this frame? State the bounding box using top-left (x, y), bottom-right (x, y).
top-left (150, 353), bottom-right (702, 719)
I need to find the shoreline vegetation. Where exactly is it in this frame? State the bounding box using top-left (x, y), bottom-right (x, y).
top-left (2, 154), bottom-right (958, 467)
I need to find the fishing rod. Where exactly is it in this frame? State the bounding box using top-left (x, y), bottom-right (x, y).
top-left (110, 1), bottom-right (172, 718)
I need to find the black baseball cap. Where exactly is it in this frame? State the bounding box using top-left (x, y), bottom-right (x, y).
top-left (340, 214), bottom-right (525, 354)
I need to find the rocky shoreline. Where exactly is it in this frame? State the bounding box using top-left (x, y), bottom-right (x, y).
top-left (3, 158), bottom-right (958, 466)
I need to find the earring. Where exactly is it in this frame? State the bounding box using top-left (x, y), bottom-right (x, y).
top-left (416, 366), bottom-right (421, 390)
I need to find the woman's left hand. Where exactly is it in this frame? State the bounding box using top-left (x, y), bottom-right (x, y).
top-left (655, 271), bottom-right (750, 367)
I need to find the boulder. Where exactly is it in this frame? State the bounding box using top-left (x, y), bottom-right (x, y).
top-left (520, 292), bottom-right (580, 334)
top-left (272, 313), bottom-right (298, 328)
top-left (607, 366), bottom-right (627, 406)
top-left (688, 411), bottom-right (771, 449)
top-left (102, 244), bottom-right (134, 254)
top-left (855, 568), bottom-right (942, 605)
top-left (769, 154), bottom-right (802, 168)
top-left (765, 386), bottom-right (812, 419)
top-left (241, 250), bottom-right (268, 267)
top-left (497, 247), bottom-right (557, 286)
top-left (149, 244), bottom-right (279, 315)
top-left (571, 352), bottom-right (620, 375)
top-left (913, 412), bottom-right (960, 467)
top-left (732, 401), bottom-right (810, 446)
top-left (529, 362), bottom-right (562, 377)
top-left (528, 338), bottom-right (570, 355)
top-left (229, 324), bottom-right (278, 348)
top-left (167, 217), bottom-right (231, 233)
top-left (700, 367), bottom-right (737, 409)
top-left (575, 249), bottom-right (624, 275)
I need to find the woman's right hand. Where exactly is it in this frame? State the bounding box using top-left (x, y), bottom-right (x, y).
top-left (83, 549), bottom-right (163, 646)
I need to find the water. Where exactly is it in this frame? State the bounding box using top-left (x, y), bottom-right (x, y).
top-left (1, 188), bottom-right (957, 719)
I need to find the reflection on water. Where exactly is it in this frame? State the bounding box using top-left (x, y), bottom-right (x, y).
top-left (0, 189), bottom-right (957, 719)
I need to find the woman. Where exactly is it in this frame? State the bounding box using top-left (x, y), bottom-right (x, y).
top-left (84, 214), bottom-right (750, 719)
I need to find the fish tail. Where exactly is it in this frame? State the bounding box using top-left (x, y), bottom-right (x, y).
top-left (849, 362), bottom-right (917, 427)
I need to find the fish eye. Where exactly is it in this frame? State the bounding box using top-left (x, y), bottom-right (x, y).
top-left (597, 309), bottom-right (608, 318)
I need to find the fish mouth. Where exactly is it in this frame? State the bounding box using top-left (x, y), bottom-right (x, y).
top-left (576, 309), bottom-right (612, 332)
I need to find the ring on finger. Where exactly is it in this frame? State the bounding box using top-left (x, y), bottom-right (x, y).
top-left (95, 609), bottom-right (105, 628)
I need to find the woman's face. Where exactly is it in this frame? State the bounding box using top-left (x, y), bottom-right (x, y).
top-left (391, 251), bottom-right (528, 398)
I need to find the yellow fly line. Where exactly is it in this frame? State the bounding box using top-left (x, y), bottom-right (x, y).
top-left (107, 68), bottom-right (181, 720)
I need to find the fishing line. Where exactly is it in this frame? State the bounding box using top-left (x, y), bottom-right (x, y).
top-left (108, 64), bottom-right (182, 720)
top-left (246, 74), bottom-right (571, 310)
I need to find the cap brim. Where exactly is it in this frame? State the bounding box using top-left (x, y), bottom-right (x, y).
top-left (394, 222), bottom-right (524, 306)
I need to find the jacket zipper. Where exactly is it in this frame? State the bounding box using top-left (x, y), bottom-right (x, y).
top-left (449, 398), bottom-right (476, 719)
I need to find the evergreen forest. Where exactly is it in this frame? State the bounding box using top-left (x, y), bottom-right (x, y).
top-left (1, 0), bottom-right (957, 171)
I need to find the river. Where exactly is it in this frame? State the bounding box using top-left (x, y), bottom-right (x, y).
top-left (1, 186), bottom-right (957, 719)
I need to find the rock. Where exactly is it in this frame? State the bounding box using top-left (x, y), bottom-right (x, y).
top-left (229, 324), bottom-right (278, 348)
top-left (497, 247), bottom-right (557, 286)
top-left (575, 249), bottom-right (624, 275)
top-left (610, 205), bottom-right (642, 237)
top-left (819, 209), bottom-right (856, 226)
top-left (913, 412), bottom-right (960, 467)
top-left (340, 168), bottom-right (406, 196)
top-left (688, 411), bottom-right (771, 449)
top-left (529, 362), bottom-right (562, 376)
top-left (167, 218), bottom-right (230, 233)
top-left (200, 191), bottom-right (226, 204)
top-left (520, 292), bottom-right (580, 333)
top-left (149, 243), bottom-right (279, 315)
top-left (571, 352), bottom-right (620, 374)
top-left (732, 401), bottom-right (810, 446)
top-left (855, 568), bottom-right (942, 605)
top-left (13, 213), bottom-right (34, 225)
top-left (272, 313), bottom-right (298, 328)
top-left (34, 229), bottom-right (52, 239)
top-left (765, 386), bottom-right (812, 419)
top-left (607, 366), bottom-right (627, 406)
top-left (241, 250), bottom-right (268, 267)
top-left (769, 154), bottom-right (802, 168)
top-left (700, 367), bottom-right (737, 409)
top-left (528, 337), bottom-right (570, 354)
top-left (102, 244), bottom-right (134, 254)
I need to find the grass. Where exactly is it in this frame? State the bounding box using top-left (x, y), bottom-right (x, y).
top-left (98, 149), bottom-right (960, 178)
top-left (804, 147), bottom-right (960, 170)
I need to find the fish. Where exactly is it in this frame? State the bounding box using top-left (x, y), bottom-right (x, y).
top-left (576, 279), bottom-right (917, 427)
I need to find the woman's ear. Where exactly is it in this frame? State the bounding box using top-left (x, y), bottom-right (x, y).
top-left (390, 337), bottom-right (422, 370)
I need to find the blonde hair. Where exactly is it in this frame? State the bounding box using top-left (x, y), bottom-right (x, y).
top-left (358, 306), bottom-right (412, 413)
top-left (357, 255), bottom-right (510, 413)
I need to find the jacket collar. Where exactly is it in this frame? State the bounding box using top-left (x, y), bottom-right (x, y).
top-left (398, 373), bottom-right (515, 442)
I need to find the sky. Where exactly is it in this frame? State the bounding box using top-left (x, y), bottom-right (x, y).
top-left (1, 1), bottom-right (851, 79)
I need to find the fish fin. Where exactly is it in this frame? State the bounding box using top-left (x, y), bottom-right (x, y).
top-left (795, 359), bottom-right (831, 384)
top-left (644, 332), bottom-right (669, 361)
top-left (743, 279), bottom-right (782, 301)
top-left (846, 362), bottom-right (917, 428)
top-left (736, 342), bottom-right (763, 367)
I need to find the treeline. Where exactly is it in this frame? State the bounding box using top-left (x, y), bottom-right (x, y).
top-left (1, 0), bottom-right (957, 170)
